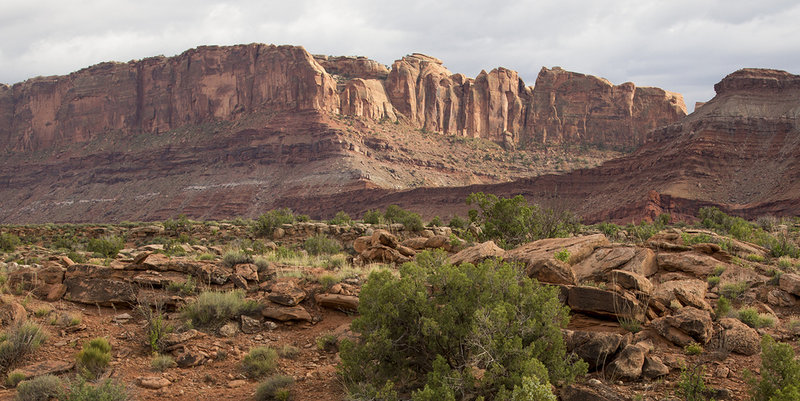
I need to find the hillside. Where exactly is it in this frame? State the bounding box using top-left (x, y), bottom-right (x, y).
top-left (0, 44), bottom-right (685, 223)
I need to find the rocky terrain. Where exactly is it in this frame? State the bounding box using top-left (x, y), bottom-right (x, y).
top-left (0, 43), bottom-right (686, 224)
top-left (0, 217), bottom-right (799, 400)
top-left (293, 68), bottom-right (800, 223)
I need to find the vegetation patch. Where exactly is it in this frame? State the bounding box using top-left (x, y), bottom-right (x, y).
top-left (242, 346), bottom-right (279, 379)
top-left (181, 290), bottom-right (259, 328)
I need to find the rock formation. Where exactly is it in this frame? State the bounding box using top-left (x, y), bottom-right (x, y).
top-left (0, 44), bottom-right (684, 153)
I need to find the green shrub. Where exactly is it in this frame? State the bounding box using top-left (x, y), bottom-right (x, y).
top-left (383, 205), bottom-right (424, 231)
top-left (748, 335), bottom-right (800, 401)
top-left (0, 321), bottom-right (48, 371)
top-left (86, 236), bottom-right (124, 258)
top-left (746, 253), bottom-right (766, 263)
top-left (255, 375), bottom-right (294, 401)
top-left (317, 274), bottom-right (341, 291)
top-left (62, 377), bottom-right (129, 401)
top-left (277, 345), bottom-right (300, 359)
top-left (6, 370), bottom-right (25, 387)
top-left (15, 374), bottom-right (62, 401)
top-left (0, 233), bottom-right (20, 253)
top-left (625, 221), bottom-right (659, 243)
top-left (676, 364), bottom-right (707, 401)
top-left (721, 281), bottom-right (748, 299)
top-left (150, 354), bottom-right (176, 371)
top-left (222, 249), bottom-right (254, 268)
top-left (303, 235), bottom-right (341, 256)
top-left (163, 214), bottom-right (190, 234)
top-left (316, 334), bottom-right (339, 352)
top-left (181, 290), bottom-right (259, 328)
top-left (707, 276), bottom-right (720, 287)
top-left (427, 216), bottom-right (442, 227)
top-left (684, 342), bottom-right (703, 355)
top-left (554, 249), bottom-right (570, 263)
top-left (197, 253), bottom-right (216, 261)
top-left (681, 232), bottom-right (712, 245)
top-left (339, 250), bottom-right (587, 399)
top-left (140, 304), bottom-right (172, 353)
top-left (737, 308), bottom-right (775, 328)
top-left (714, 296), bottom-right (731, 320)
top-left (66, 251), bottom-right (87, 264)
top-left (296, 214), bottom-right (311, 222)
top-left (778, 257), bottom-right (794, 269)
top-left (362, 209), bottom-right (383, 225)
top-left (76, 337), bottom-right (111, 379)
top-left (712, 265), bottom-right (726, 276)
top-left (596, 222), bottom-right (621, 240)
top-left (253, 208), bottom-right (295, 237)
top-left (242, 346), bottom-right (279, 378)
top-left (328, 211), bottom-right (351, 225)
top-left (466, 192), bottom-right (581, 249)
top-left (167, 275), bottom-right (197, 295)
top-left (447, 215), bottom-right (468, 230)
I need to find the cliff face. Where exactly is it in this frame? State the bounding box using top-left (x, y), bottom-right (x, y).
top-left (0, 44), bottom-right (685, 153)
top-left (1, 44), bottom-right (339, 151)
top-left (294, 68), bottom-right (799, 223)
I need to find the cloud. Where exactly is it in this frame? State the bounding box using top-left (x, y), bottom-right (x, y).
top-left (1, 0), bottom-right (799, 110)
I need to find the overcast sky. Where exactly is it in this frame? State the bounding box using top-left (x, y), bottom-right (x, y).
top-left (2, 0), bottom-right (799, 111)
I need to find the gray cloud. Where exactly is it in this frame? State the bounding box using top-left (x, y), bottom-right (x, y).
top-left (2, 0), bottom-right (799, 110)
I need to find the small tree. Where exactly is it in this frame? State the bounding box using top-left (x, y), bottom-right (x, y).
top-left (339, 250), bottom-right (586, 400)
top-left (252, 208), bottom-right (295, 237)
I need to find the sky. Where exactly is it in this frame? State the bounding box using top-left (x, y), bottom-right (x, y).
top-left (2, 0), bottom-right (799, 111)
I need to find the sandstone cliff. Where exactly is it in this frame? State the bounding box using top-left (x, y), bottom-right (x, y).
top-left (285, 68), bottom-right (800, 223)
top-left (0, 44), bottom-right (685, 153)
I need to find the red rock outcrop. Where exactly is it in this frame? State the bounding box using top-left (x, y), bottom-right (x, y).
top-left (2, 44), bottom-right (339, 152)
top-left (285, 68), bottom-right (800, 223)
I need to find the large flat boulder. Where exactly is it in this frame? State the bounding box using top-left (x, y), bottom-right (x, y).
top-left (606, 344), bottom-right (646, 381)
top-left (506, 234), bottom-right (610, 285)
top-left (779, 273), bottom-right (800, 296)
top-left (567, 286), bottom-right (645, 321)
top-left (651, 306), bottom-right (713, 346)
top-left (573, 246), bottom-right (657, 282)
top-left (719, 318), bottom-right (760, 356)
top-left (449, 241), bottom-right (505, 265)
top-left (564, 330), bottom-right (624, 370)
top-left (656, 252), bottom-right (722, 278)
top-left (63, 264), bottom-right (137, 306)
top-left (652, 279), bottom-right (707, 307)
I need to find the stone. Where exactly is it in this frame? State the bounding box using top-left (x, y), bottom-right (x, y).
top-left (227, 379), bottom-right (247, 388)
top-left (17, 360), bottom-right (75, 379)
top-left (423, 235), bottom-right (450, 250)
top-left (219, 322), bottom-right (238, 337)
top-left (674, 286), bottom-right (712, 312)
top-left (175, 349), bottom-right (207, 368)
top-left (370, 229), bottom-right (398, 248)
top-left (315, 293), bottom-right (359, 312)
top-left (567, 286), bottom-right (645, 321)
top-left (401, 237), bottom-right (429, 250)
top-left (719, 318), bottom-right (760, 356)
top-left (113, 313), bottom-right (133, 323)
top-left (766, 289), bottom-right (795, 307)
top-left (642, 355), bottom-right (670, 379)
top-left (652, 279), bottom-right (707, 308)
top-left (779, 273), bottom-right (800, 296)
top-left (268, 281), bottom-right (306, 306)
top-left (231, 274), bottom-right (249, 291)
top-left (395, 245), bottom-right (417, 257)
top-left (610, 269), bottom-right (653, 294)
top-left (241, 315), bottom-right (262, 334)
top-left (0, 300), bottom-right (27, 326)
top-left (656, 252), bottom-right (723, 277)
top-left (565, 330), bottom-right (623, 370)
top-left (163, 329), bottom-right (202, 348)
top-left (448, 241), bottom-right (505, 265)
top-left (353, 236), bottom-right (371, 253)
top-left (63, 264), bottom-right (137, 306)
top-left (506, 234), bottom-right (610, 285)
top-left (606, 344), bottom-right (646, 381)
top-left (573, 246), bottom-right (657, 281)
top-left (651, 307), bottom-right (713, 346)
top-left (138, 376), bottom-right (171, 389)
top-left (360, 245), bottom-right (404, 264)
top-left (6, 265), bottom-right (66, 301)
top-left (234, 264), bottom-right (259, 282)
top-left (560, 381), bottom-right (629, 401)
top-left (262, 303), bottom-right (312, 322)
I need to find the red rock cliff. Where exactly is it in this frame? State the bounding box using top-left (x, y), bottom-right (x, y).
top-left (0, 44), bottom-right (685, 153)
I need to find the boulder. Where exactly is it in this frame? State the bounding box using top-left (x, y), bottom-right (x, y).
top-left (565, 330), bottom-right (623, 370)
top-left (506, 234), bottom-right (610, 285)
top-left (17, 360), bottom-right (75, 380)
top-left (219, 322), bottom-right (238, 338)
top-left (361, 245), bottom-right (405, 263)
top-left (656, 252), bottom-right (722, 277)
top-left (765, 289), bottom-right (795, 307)
top-left (138, 376), bottom-right (171, 390)
top-left (652, 279), bottom-right (707, 307)
top-left (573, 246), bottom-right (657, 281)
top-left (610, 270), bottom-right (653, 294)
top-left (315, 294), bottom-right (359, 312)
top-left (175, 349), bottom-right (208, 367)
top-left (424, 235), bottom-right (450, 250)
top-left (234, 264), bottom-right (259, 282)
top-left (261, 303), bottom-right (312, 322)
top-left (719, 318), bottom-right (760, 356)
top-left (371, 229), bottom-right (398, 248)
top-left (651, 307), bottom-right (713, 346)
top-left (7, 265), bottom-right (66, 301)
top-left (448, 241), bottom-right (505, 265)
top-left (560, 381), bottom-right (629, 401)
top-left (606, 344), bottom-right (646, 381)
top-left (402, 237), bottom-right (429, 250)
top-left (396, 245), bottom-right (417, 257)
top-left (567, 286), bottom-right (645, 321)
top-left (779, 273), bottom-right (800, 296)
top-left (241, 315), bottom-right (262, 334)
top-left (642, 355), bottom-right (670, 379)
top-left (63, 264), bottom-right (137, 306)
top-left (353, 236), bottom-right (371, 253)
top-left (268, 281), bottom-right (306, 306)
